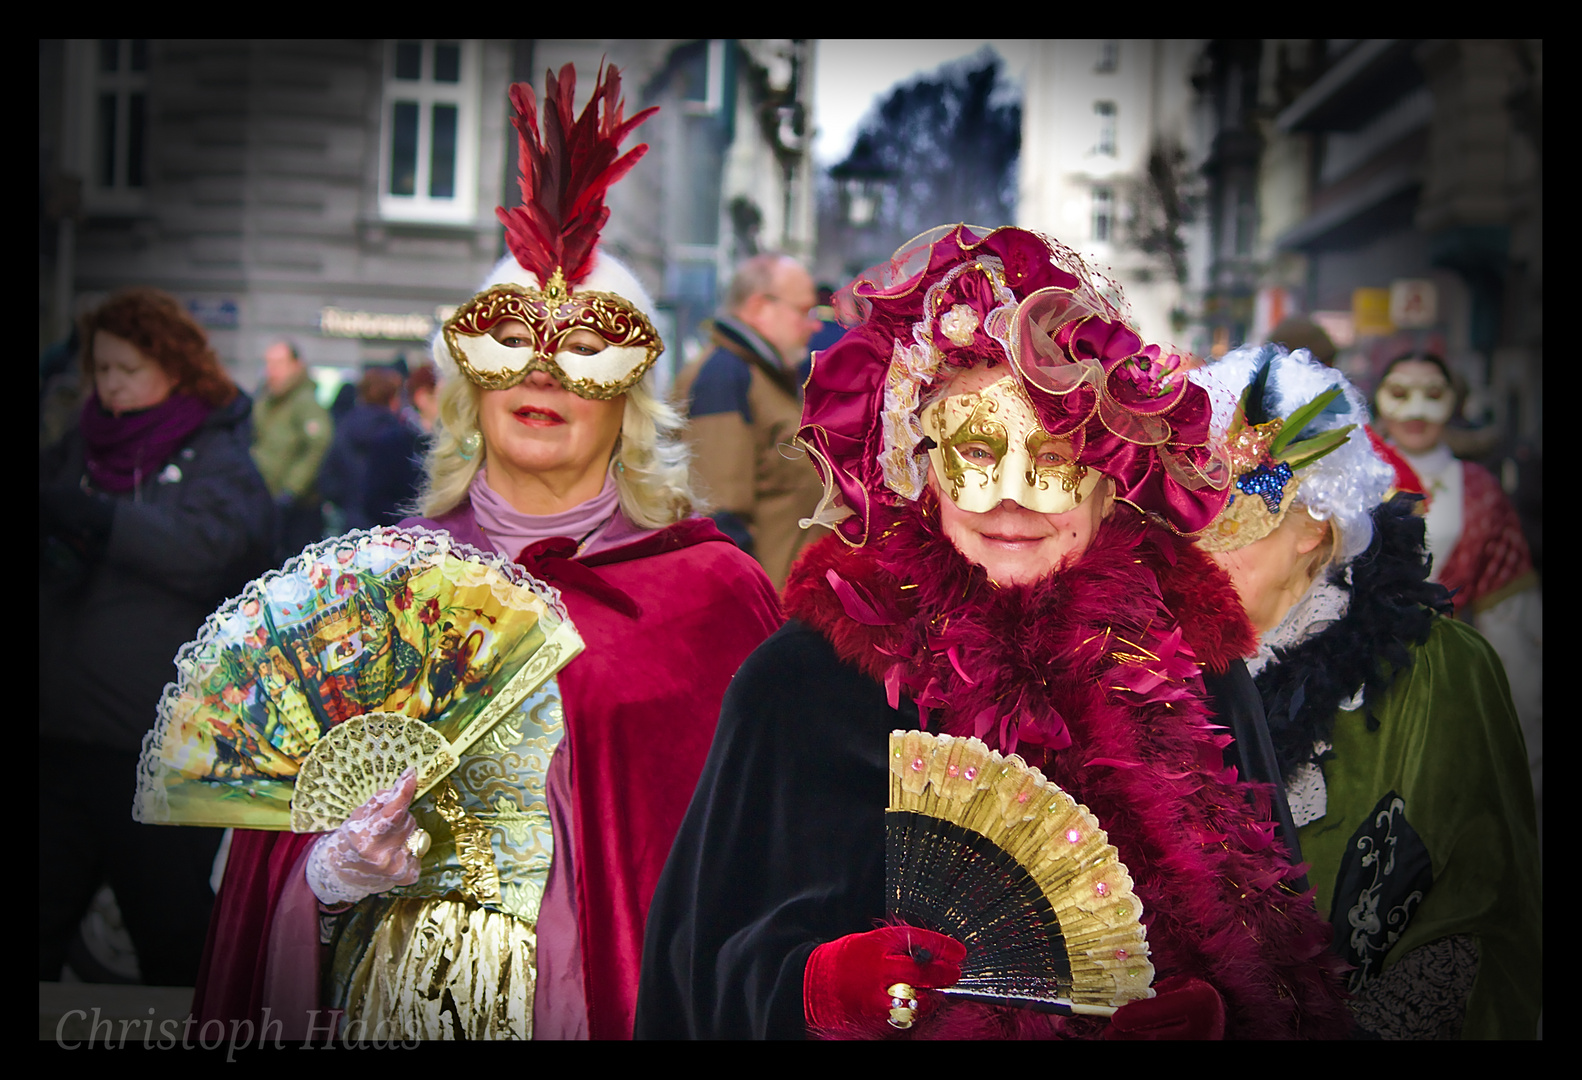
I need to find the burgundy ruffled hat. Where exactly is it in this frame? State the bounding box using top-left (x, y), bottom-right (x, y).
top-left (796, 225), bottom-right (1231, 545)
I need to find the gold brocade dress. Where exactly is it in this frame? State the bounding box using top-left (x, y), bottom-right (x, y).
top-left (323, 681), bottom-right (565, 1040)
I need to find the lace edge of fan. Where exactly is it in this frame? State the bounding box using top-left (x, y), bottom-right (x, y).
top-left (163, 525), bottom-right (571, 694)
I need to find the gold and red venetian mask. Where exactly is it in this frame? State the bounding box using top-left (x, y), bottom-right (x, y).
top-left (442, 273), bottom-right (663, 400)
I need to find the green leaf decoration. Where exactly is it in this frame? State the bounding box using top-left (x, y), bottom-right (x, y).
top-left (1280, 424), bottom-right (1356, 472)
top-left (1268, 386), bottom-right (1344, 458)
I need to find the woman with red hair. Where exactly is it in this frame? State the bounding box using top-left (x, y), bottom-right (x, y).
top-left (39, 287), bottom-right (274, 986)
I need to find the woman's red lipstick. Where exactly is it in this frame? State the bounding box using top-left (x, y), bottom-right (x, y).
top-left (513, 404), bottom-right (565, 424)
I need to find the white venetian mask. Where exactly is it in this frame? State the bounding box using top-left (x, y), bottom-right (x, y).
top-left (1377, 367), bottom-right (1454, 424)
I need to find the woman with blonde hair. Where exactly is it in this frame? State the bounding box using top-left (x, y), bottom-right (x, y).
top-left (196, 65), bottom-right (782, 1040)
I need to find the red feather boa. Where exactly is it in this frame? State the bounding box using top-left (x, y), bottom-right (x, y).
top-left (784, 502), bottom-right (1352, 1039)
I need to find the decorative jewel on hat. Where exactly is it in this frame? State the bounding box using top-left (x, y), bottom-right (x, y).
top-left (1197, 353), bottom-right (1357, 553)
top-left (442, 64), bottom-right (663, 399)
top-left (1237, 460), bottom-right (1295, 515)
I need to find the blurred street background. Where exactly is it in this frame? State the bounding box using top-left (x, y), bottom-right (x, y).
top-left (39, 38), bottom-right (1541, 1037)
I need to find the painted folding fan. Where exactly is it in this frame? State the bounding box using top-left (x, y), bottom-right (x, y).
top-left (887, 729), bottom-right (1155, 1017)
top-left (135, 527), bottom-right (583, 832)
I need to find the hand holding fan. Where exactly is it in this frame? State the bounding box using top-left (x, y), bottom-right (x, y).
top-left (887, 729), bottom-right (1155, 1017)
top-left (135, 527), bottom-right (583, 832)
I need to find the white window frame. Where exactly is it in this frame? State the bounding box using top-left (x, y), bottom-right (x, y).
top-left (378, 39), bottom-right (481, 225)
top-left (76, 38), bottom-right (150, 213)
top-left (682, 39), bottom-right (727, 117)
top-left (1094, 101), bottom-right (1117, 157)
top-left (1092, 185), bottom-right (1114, 243)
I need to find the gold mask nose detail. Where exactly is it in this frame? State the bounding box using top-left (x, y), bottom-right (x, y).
top-left (925, 376), bottom-right (1098, 515)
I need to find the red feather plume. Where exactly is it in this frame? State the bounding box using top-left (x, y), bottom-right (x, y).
top-left (497, 61), bottom-right (658, 289)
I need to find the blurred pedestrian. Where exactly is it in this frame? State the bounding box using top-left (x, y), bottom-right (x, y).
top-left (1375, 351), bottom-right (1542, 852)
top-left (365, 363), bottom-right (439, 526)
top-left (39, 324), bottom-right (83, 449)
top-left (317, 364), bottom-right (407, 533)
top-left (674, 253), bottom-right (828, 588)
top-left (330, 381), bottom-right (356, 423)
top-left (251, 340), bottom-right (332, 562)
top-left (804, 283), bottom-right (846, 383)
top-left (39, 287), bottom-right (274, 987)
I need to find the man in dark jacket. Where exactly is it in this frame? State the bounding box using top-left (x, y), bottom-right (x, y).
top-left (317, 365), bottom-right (407, 534)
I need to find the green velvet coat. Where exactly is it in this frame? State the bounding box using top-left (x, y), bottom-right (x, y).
top-left (1297, 616), bottom-right (1541, 1039)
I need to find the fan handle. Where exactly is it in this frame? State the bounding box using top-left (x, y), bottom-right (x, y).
top-left (937, 988), bottom-right (1117, 1018)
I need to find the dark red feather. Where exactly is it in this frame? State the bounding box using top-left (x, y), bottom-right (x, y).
top-left (497, 61), bottom-right (658, 288)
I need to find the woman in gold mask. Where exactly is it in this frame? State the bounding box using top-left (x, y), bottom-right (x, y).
top-left (1191, 345), bottom-right (1540, 1038)
top-left (636, 226), bottom-right (1353, 1040)
top-left (197, 64), bottom-right (782, 1041)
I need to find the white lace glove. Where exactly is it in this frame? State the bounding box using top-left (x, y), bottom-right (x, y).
top-left (305, 767), bottom-right (425, 907)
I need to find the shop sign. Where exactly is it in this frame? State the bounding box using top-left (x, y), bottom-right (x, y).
top-left (320, 307), bottom-right (434, 340)
top-left (1351, 288), bottom-right (1394, 337)
top-left (1390, 279), bottom-right (1437, 329)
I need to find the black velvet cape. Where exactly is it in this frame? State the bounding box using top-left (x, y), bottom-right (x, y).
top-left (634, 619), bottom-right (912, 1039)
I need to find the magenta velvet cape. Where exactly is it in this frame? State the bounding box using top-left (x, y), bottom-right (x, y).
top-left (193, 509), bottom-right (783, 1039)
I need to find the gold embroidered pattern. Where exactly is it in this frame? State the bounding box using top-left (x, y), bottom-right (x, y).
top-left (431, 779), bottom-right (501, 907)
top-left (340, 897), bottom-right (537, 1040)
top-left (443, 283), bottom-right (663, 398)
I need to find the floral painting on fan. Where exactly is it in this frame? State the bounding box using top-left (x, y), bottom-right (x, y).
top-left (135, 527), bottom-right (583, 830)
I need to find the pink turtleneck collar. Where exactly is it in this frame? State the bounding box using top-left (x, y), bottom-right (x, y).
top-left (468, 468), bottom-right (658, 562)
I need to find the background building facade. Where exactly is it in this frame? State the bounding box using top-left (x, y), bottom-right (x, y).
top-left (40, 39), bottom-right (816, 398)
top-left (1017, 39), bottom-right (1206, 352)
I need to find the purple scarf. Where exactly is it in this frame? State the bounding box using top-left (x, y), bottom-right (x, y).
top-left (79, 392), bottom-right (211, 493)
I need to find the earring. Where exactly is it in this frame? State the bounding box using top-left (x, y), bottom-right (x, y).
top-left (459, 430), bottom-right (482, 461)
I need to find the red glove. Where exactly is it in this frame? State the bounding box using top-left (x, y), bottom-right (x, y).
top-left (1102, 975), bottom-right (1226, 1040)
top-left (803, 925), bottom-right (966, 1035)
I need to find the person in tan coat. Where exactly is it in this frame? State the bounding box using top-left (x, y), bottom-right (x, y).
top-left (674, 254), bottom-right (828, 588)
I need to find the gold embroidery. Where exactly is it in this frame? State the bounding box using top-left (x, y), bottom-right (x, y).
top-left (431, 779), bottom-right (501, 907)
top-left (443, 283), bottom-right (663, 398)
top-left (342, 897), bottom-right (537, 1040)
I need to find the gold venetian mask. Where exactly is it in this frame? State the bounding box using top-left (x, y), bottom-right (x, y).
top-left (923, 375), bottom-right (1100, 515)
top-left (442, 277), bottom-right (663, 400)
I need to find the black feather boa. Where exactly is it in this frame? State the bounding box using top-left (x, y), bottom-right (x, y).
top-left (1256, 494), bottom-right (1454, 783)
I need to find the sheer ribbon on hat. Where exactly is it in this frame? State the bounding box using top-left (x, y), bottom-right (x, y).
top-left (796, 225), bottom-right (1230, 546)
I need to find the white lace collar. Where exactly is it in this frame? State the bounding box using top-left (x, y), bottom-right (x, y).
top-left (1247, 573), bottom-right (1352, 678)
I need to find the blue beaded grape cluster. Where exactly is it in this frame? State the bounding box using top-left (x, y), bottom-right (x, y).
top-left (1236, 460), bottom-right (1294, 515)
